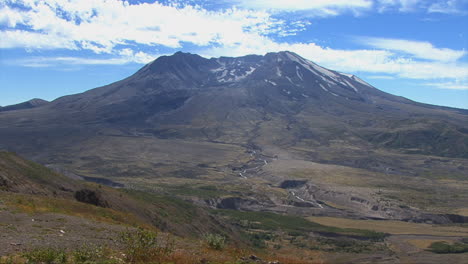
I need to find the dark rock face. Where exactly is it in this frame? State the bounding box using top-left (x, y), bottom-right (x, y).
top-left (290, 201), bottom-right (315, 207)
top-left (239, 255), bottom-right (280, 264)
top-left (74, 189), bottom-right (108, 207)
top-left (280, 180), bottom-right (307, 189)
top-left (81, 176), bottom-right (124, 188)
top-left (401, 213), bottom-right (468, 225)
top-left (215, 197), bottom-right (258, 210)
top-left (444, 214), bottom-right (468, 224)
top-left (0, 175), bottom-right (10, 190)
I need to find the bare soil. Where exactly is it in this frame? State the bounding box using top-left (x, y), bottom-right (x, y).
top-left (0, 210), bottom-right (129, 256)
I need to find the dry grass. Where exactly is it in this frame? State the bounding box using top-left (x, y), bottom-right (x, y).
top-left (127, 243), bottom-right (326, 264)
top-left (0, 192), bottom-right (147, 228)
top-left (455, 208), bottom-right (468, 216)
top-left (0, 238), bottom-right (327, 264)
top-left (307, 216), bottom-right (468, 237)
top-left (406, 239), bottom-right (453, 249)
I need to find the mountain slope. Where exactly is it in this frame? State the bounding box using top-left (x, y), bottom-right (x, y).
top-left (0, 51), bottom-right (466, 158)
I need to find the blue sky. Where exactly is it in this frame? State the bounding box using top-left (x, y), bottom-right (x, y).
top-left (1, 0), bottom-right (467, 109)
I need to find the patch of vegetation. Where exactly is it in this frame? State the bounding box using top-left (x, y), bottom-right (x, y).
top-left (0, 192), bottom-right (139, 226)
top-left (16, 246), bottom-right (119, 264)
top-left (22, 248), bottom-right (67, 264)
top-left (245, 232), bottom-right (276, 248)
top-left (428, 241), bottom-right (468, 254)
top-left (213, 210), bottom-right (387, 241)
top-left (203, 233), bottom-right (226, 250)
top-left (164, 184), bottom-right (226, 198)
top-left (0, 152), bottom-right (68, 188)
top-left (124, 189), bottom-right (197, 224)
top-left (71, 245), bottom-right (107, 263)
top-left (119, 228), bottom-right (174, 263)
top-left (312, 238), bottom-right (383, 253)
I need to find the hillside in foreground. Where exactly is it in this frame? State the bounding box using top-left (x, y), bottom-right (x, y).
top-left (1, 151), bottom-right (468, 263)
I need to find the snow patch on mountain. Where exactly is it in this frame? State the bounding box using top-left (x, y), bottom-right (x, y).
top-left (320, 84), bottom-right (339, 97)
top-left (214, 65), bottom-right (256, 82)
top-left (296, 66), bottom-right (303, 81)
top-left (343, 80), bottom-right (358, 93)
top-left (286, 52), bottom-right (338, 81)
top-left (340, 72), bottom-right (354, 78)
top-left (276, 67), bottom-right (282, 77)
top-left (352, 75), bottom-right (371, 87)
top-left (286, 76), bottom-right (295, 85)
top-left (319, 84), bottom-right (328, 92)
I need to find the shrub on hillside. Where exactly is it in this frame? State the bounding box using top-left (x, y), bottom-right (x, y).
top-left (428, 241), bottom-right (468, 254)
top-left (119, 228), bottom-right (173, 263)
top-left (203, 233), bottom-right (226, 250)
top-left (23, 248), bottom-right (66, 264)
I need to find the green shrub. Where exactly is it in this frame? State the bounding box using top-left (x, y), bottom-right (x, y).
top-left (0, 256), bottom-right (15, 264)
top-left (428, 241), bottom-right (468, 254)
top-left (203, 233), bottom-right (226, 250)
top-left (23, 248), bottom-right (66, 264)
top-left (247, 232), bottom-right (275, 248)
top-left (72, 245), bottom-right (106, 263)
top-left (119, 228), bottom-right (173, 263)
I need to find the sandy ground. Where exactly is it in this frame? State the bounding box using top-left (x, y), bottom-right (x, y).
top-left (0, 210), bottom-right (129, 256)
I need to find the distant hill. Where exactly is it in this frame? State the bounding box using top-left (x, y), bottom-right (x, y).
top-left (0, 98), bottom-right (48, 112)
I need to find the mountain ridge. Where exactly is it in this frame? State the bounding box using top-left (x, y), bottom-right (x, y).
top-left (0, 98), bottom-right (48, 112)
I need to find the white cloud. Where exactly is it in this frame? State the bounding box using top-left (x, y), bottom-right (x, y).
top-left (367, 75), bottom-right (396, 79)
top-left (0, 5), bottom-right (25, 27)
top-left (0, 30), bottom-right (77, 50)
top-left (0, 0), bottom-right (300, 54)
top-left (375, 0), bottom-right (468, 14)
top-left (428, 0), bottom-right (468, 14)
top-left (358, 37), bottom-right (466, 62)
top-left (424, 81), bottom-right (468, 90)
top-left (228, 0), bottom-right (468, 15)
top-left (231, 0), bottom-right (372, 16)
top-left (377, 0), bottom-right (424, 12)
top-left (7, 49), bottom-right (158, 67)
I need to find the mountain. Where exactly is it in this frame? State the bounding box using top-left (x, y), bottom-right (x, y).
top-left (0, 98), bottom-right (48, 112)
top-left (1, 51), bottom-right (466, 157)
top-left (0, 51), bottom-right (467, 224)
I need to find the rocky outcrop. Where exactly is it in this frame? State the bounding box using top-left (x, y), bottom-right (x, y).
top-left (74, 189), bottom-right (108, 207)
top-left (279, 180), bottom-right (307, 189)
